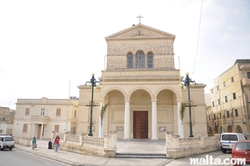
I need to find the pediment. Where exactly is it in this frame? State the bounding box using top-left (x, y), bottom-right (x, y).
top-left (105, 23), bottom-right (175, 40)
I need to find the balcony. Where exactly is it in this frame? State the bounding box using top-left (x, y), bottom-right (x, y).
top-left (29, 115), bottom-right (49, 124)
top-left (242, 77), bottom-right (250, 86)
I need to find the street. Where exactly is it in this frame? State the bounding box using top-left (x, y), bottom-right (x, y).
top-left (166, 150), bottom-right (233, 166)
top-left (0, 149), bottom-right (67, 166)
top-left (1, 146), bottom-right (234, 166)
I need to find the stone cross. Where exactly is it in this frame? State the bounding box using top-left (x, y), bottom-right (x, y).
top-left (136, 15), bottom-right (143, 23)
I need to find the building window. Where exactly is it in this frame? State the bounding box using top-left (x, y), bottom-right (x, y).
top-left (219, 113), bottom-right (222, 119)
top-left (212, 101), bottom-right (215, 107)
top-left (55, 125), bottom-right (59, 133)
top-left (217, 86), bottom-right (219, 91)
top-left (127, 52), bottom-right (133, 68)
top-left (25, 108), bottom-right (29, 115)
top-left (41, 108), bottom-right (45, 115)
top-left (214, 114), bottom-right (216, 120)
top-left (247, 72), bottom-right (250, 79)
top-left (218, 99), bottom-right (220, 105)
top-left (225, 96), bottom-right (228, 103)
top-left (23, 124), bottom-right (28, 132)
top-left (231, 77), bottom-right (234, 83)
top-left (223, 81), bottom-right (226, 87)
top-left (233, 93), bottom-right (236, 100)
top-left (74, 110), bottom-right (77, 117)
top-left (136, 51), bottom-right (145, 68)
top-left (226, 111), bottom-right (230, 118)
top-left (56, 109), bottom-right (61, 116)
top-left (235, 109), bottom-right (238, 116)
top-left (147, 52), bottom-right (154, 68)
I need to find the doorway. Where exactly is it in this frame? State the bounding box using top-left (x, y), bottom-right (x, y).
top-left (133, 111), bottom-right (148, 139)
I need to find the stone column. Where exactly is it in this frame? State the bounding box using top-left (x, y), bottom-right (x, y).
top-left (3, 122), bottom-right (7, 133)
top-left (40, 124), bottom-right (44, 139)
top-left (151, 99), bottom-right (158, 140)
top-left (98, 102), bottom-right (103, 138)
top-left (28, 123), bottom-right (33, 138)
top-left (177, 100), bottom-right (183, 138)
top-left (123, 100), bottom-right (130, 140)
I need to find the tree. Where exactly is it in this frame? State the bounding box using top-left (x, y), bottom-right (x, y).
top-left (179, 102), bottom-right (187, 138)
top-left (100, 102), bottom-right (109, 126)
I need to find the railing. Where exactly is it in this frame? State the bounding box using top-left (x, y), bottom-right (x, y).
top-left (51, 131), bottom-right (116, 157)
top-left (166, 132), bottom-right (220, 158)
top-left (179, 137), bottom-right (201, 148)
top-left (83, 136), bottom-right (104, 147)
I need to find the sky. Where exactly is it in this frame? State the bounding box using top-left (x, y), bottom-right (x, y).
top-left (0, 0), bottom-right (250, 110)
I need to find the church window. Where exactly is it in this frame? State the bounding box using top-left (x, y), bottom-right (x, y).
top-left (147, 52), bottom-right (154, 68)
top-left (136, 51), bottom-right (145, 68)
top-left (127, 53), bottom-right (133, 68)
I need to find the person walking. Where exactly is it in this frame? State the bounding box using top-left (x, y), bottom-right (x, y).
top-left (54, 135), bottom-right (60, 152)
top-left (32, 137), bottom-right (36, 150)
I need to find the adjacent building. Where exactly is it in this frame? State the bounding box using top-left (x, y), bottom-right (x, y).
top-left (13, 97), bottom-right (78, 139)
top-left (0, 106), bottom-right (15, 134)
top-left (77, 23), bottom-right (208, 139)
top-left (207, 59), bottom-right (250, 135)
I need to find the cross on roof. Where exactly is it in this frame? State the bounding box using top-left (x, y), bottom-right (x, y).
top-left (136, 15), bottom-right (143, 24)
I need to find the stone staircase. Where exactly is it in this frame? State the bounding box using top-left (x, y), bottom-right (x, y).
top-left (115, 152), bottom-right (166, 159)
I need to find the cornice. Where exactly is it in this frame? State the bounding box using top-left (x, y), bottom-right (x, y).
top-left (107, 53), bottom-right (175, 56)
top-left (106, 36), bottom-right (174, 41)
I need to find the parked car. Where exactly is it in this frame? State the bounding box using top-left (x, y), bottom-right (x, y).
top-left (0, 135), bottom-right (15, 150)
top-left (220, 133), bottom-right (247, 153)
top-left (232, 140), bottom-right (250, 165)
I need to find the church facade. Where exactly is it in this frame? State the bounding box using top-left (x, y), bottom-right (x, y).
top-left (77, 23), bottom-right (207, 139)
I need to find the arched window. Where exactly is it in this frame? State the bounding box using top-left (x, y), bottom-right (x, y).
top-left (127, 52), bottom-right (133, 69)
top-left (136, 51), bottom-right (145, 68)
top-left (147, 52), bottom-right (154, 68)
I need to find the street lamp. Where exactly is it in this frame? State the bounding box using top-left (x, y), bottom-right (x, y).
top-left (180, 72), bottom-right (196, 137)
top-left (85, 73), bottom-right (100, 136)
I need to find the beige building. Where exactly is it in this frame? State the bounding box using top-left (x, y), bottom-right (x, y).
top-left (207, 59), bottom-right (250, 135)
top-left (77, 23), bottom-right (207, 139)
top-left (13, 97), bottom-right (78, 139)
top-left (0, 106), bottom-right (15, 134)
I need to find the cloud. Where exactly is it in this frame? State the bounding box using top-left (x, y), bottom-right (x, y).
top-left (218, 32), bottom-right (232, 42)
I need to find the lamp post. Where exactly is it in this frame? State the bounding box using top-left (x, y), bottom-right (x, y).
top-left (86, 73), bottom-right (100, 136)
top-left (182, 72), bottom-right (195, 137)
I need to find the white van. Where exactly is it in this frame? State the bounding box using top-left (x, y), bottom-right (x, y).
top-left (220, 133), bottom-right (247, 153)
top-left (0, 135), bottom-right (15, 150)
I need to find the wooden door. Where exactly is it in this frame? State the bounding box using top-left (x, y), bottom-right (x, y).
top-left (133, 111), bottom-right (148, 139)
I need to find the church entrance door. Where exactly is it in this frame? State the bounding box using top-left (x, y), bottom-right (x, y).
top-left (133, 111), bottom-right (148, 139)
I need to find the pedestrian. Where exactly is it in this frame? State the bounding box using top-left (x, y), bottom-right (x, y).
top-left (32, 137), bottom-right (36, 150)
top-left (54, 135), bottom-right (60, 152)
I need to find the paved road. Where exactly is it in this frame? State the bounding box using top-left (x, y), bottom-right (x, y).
top-left (14, 139), bottom-right (232, 166)
top-left (165, 150), bottom-right (233, 166)
top-left (0, 148), bottom-right (66, 166)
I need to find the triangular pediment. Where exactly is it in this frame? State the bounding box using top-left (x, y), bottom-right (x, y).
top-left (105, 23), bottom-right (175, 40)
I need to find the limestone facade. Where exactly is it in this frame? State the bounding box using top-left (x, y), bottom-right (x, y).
top-left (13, 97), bottom-right (78, 139)
top-left (207, 59), bottom-right (250, 135)
top-left (0, 106), bottom-right (15, 134)
top-left (77, 23), bottom-right (207, 139)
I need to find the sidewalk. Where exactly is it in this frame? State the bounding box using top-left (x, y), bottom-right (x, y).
top-left (15, 139), bottom-right (173, 166)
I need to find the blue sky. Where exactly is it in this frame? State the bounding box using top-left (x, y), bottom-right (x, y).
top-left (0, 0), bottom-right (250, 109)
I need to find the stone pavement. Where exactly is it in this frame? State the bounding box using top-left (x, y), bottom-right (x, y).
top-left (15, 139), bottom-right (173, 166)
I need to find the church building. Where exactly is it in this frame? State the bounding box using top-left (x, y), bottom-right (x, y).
top-left (77, 23), bottom-right (207, 140)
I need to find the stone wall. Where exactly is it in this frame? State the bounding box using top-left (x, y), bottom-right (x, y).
top-left (166, 132), bottom-right (220, 158)
top-left (15, 137), bottom-right (31, 146)
top-left (52, 131), bottom-right (117, 158)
